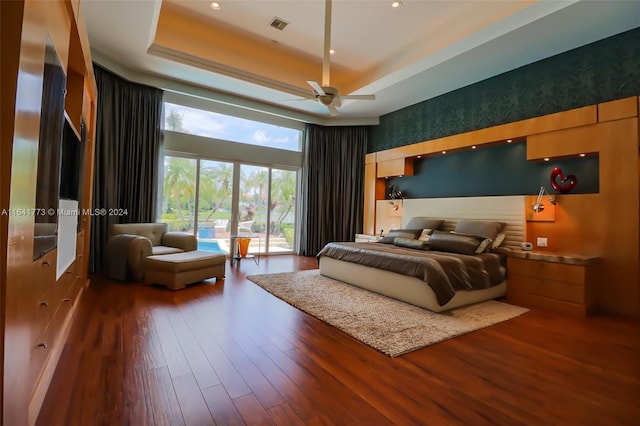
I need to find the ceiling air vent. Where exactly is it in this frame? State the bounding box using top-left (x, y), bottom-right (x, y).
top-left (269, 17), bottom-right (289, 31)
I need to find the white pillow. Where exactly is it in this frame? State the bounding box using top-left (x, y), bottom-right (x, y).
top-left (418, 229), bottom-right (433, 242)
top-left (475, 238), bottom-right (491, 254)
top-left (491, 233), bottom-right (506, 249)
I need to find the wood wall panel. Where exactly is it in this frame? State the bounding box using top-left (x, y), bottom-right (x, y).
top-left (0, 1), bottom-right (26, 422)
top-left (527, 124), bottom-right (601, 160)
top-left (46, 0), bottom-right (71, 71)
top-left (526, 194), bottom-right (603, 255)
top-left (3, 1), bottom-right (47, 424)
top-left (376, 158), bottom-right (413, 177)
top-left (74, 0), bottom-right (97, 95)
top-left (363, 163), bottom-right (377, 235)
top-left (375, 200), bottom-right (403, 236)
top-left (2, 0), bottom-right (97, 422)
top-left (598, 96), bottom-right (638, 123)
top-left (375, 106), bottom-right (597, 162)
top-left (527, 118), bottom-right (639, 316)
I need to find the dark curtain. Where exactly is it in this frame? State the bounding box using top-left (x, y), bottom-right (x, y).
top-left (90, 65), bottom-right (163, 272)
top-left (299, 124), bottom-right (368, 256)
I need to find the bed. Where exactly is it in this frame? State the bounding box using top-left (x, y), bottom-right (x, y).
top-left (318, 196), bottom-right (526, 312)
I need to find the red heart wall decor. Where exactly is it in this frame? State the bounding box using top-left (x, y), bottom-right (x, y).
top-left (550, 167), bottom-right (577, 193)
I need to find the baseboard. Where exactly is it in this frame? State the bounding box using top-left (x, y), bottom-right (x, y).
top-left (28, 280), bottom-right (87, 425)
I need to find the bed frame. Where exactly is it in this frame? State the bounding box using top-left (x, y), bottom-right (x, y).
top-left (319, 196), bottom-right (525, 312)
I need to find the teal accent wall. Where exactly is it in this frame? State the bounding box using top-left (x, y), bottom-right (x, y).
top-left (370, 27), bottom-right (640, 153)
top-left (387, 142), bottom-right (598, 199)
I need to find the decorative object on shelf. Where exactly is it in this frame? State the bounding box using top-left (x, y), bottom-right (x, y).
top-left (526, 186), bottom-right (556, 222)
top-left (388, 185), bottom-right (404, 200)
top-left (550, 167), bottom-right (577, 193)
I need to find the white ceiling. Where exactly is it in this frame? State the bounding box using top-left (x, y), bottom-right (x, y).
top-left (83, 0), bottom-right (639, 123)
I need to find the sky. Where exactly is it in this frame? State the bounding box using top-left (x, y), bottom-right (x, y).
top-left (165, 103), bottom-right (301, 152)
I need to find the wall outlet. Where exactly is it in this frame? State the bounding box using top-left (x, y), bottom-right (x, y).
top-left (536, 237), bottom-right (548, 247)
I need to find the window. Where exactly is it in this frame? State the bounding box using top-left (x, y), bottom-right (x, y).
top-left (161, 156), bottom-right (297, 255)
top-left (161, 96), bottom-right (302, 255)
top-left (162, 156), bottom-right (197, 233)
top-left (164, 102), bottom-right (302, 152)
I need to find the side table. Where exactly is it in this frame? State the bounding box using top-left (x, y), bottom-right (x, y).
top-left (505, 250), bottom-right (599, 316)
top-left (229, 235), bottom-right (261, 266)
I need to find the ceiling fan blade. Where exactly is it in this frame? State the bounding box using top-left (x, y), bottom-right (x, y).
top-left (307, 80), bottom-right (325, 96)
top-left (281, 97), bottom-right (314, 103)
top-left (341, 94), bottom-right (376, 101)
top-left (327, 103), bottom-right (339, 116)
top-left (322, 0), bottom-right (332, 87)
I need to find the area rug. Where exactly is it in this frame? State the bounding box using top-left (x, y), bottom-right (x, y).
top-left (247, 270), bottom-right (528, 357)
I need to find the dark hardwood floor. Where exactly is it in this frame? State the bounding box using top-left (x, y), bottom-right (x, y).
top-left (38, 255), bottom-right (640, 425)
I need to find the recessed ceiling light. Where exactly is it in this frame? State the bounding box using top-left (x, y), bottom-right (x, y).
top-left (544, 157), bottom-right (550, 162)
top-left (579, 153), bottom-right (586, 157)
top-left (329, 49), bottom-right (335, 55)
top-left (391, 1), bottom-right (403, 8)
top-left (417, 155), bottom-right (421, 159)
top-left (442, 150), bottom-right (446, 154)
top-left (210, 2), bottom-right (221, 10)
top-left (471, 145), bottom-right (476, 149)
top-left (507, 139), bottom-right (512, 143)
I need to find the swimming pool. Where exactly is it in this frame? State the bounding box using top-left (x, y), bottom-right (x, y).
top-left (197, 240), bottom-right (226, 254)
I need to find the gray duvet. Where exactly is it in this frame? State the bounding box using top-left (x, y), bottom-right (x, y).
top-left (317, 242), bottom-right (506, 306)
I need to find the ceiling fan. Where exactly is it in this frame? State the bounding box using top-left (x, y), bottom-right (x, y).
top-left (300, 0), bottom-right (376, 116)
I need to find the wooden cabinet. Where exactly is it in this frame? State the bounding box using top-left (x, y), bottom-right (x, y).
top-left (507, 256), bottom-right (596, 316)
top-left (2, 1), bottom-right (96, 423)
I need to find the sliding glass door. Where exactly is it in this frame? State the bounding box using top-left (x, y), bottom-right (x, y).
top-left (269, 169), bottom-right (296, 253)
top-left (161, 154), bottom-right (297, 255)
top-left (162, 156), bottom-right (197, 233)
top-left (196, 160), bottom-right (234, 254)
top-left (239, 165), bottom-right (268, 255)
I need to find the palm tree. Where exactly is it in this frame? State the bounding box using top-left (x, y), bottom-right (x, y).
top-left (199, 162), bottom-right (233, 222)
top-left (245, 169), bottom-right (268, 203)
top-left (163, 157), bottom-right (196, 231)
top-left (270, 170), bottom-right (296, 235)
top-left (165, 109), bottom-right (187, 132)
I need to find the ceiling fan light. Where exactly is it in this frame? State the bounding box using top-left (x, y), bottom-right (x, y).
top-left (318, 95), bottom-right (333, 106)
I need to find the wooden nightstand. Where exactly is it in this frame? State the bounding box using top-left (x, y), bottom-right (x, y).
top-left (355, 234), bottom-right (381, 243)
top-left (506, 251), bottom-right (598, 316)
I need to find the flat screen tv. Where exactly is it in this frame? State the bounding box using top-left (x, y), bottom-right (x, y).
top-left (34, 36), bottom-right (66, 260)
top-left (59, 116), bottom-right (84, 201)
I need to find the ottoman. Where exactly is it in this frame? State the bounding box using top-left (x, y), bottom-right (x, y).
top-left (144, 251), bottom-right (226, 290)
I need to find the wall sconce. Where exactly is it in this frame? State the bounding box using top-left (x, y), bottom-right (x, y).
top-left (533, 186), bottom-right (556, 213)
top-left (527, 186), bottom-right (556, 222)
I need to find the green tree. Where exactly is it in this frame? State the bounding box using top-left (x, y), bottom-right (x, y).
top-left (163, 157), bottom-right (196, 231)
top-left (270, 170), bottom-right (296, 235)
top-left (246, 169), bottom-right (268, 203)
top-left (199, 162), bottom-right (233, 222)
top-left (165, 109), bottom-right (187, 132)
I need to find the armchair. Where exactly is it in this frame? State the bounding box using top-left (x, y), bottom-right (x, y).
top-left (106, 223), bottom-right (197, 281)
